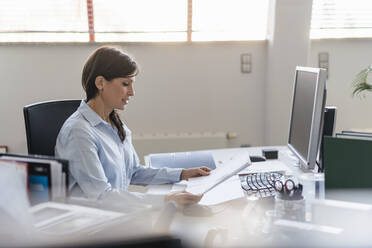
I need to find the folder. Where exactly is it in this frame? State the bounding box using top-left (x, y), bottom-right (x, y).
top-left (146, 150), bottom-right (216, 170)
top-left (323, 136), bottom-right (372, 189)
top-left (0, 153), bottom-right (69, 197)
top-left (0, 153), bottom-right (69, 205)
top-left (28, 162), bottom-right (52, 205)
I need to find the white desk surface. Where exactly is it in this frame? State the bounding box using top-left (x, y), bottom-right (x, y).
top-left (147, 146), bottom-right (323, 247)
top-left (162, 146), bottom-right (372, 247)
top-left (146, 145), bottom-right (312, 196)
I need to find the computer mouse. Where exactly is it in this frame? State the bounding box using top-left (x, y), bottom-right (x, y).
top-left (249, 155), bottom-right (266, 162)
top-left (183, 204), bottom-right (213, 217)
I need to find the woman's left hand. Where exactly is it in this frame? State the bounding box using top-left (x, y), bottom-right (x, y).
top-left (180, 167), bottom-right (211, 181)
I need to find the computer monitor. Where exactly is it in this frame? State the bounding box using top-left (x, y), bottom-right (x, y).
top-left (287, 66), bottom-right (327, 170)
top-left (318, 106), bottom-right (337, 173)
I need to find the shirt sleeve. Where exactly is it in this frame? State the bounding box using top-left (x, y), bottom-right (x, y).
top-left (130, 147), bottom-right (182, 185)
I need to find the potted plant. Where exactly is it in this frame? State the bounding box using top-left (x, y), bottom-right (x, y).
top-left (352, 65), bottom-right (372, 96)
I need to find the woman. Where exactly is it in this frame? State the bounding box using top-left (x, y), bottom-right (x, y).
top-left (55, 46), bottom-right (210, 208)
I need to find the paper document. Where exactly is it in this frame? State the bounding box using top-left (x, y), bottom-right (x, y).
top-left (238, 160), bottom-right (291, 175)
top-left (147, 151), bottom-right (216, 170)
top-left (199, 176), bottom-right (244, 206)
top-left (186, 151), bottom-right (251, 195)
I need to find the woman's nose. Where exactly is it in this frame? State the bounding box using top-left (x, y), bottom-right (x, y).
top-left (129, 85), bottom-right (135, 96)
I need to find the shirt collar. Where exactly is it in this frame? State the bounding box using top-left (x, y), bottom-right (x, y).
top-left (78, 100), bottom-right (105, 127)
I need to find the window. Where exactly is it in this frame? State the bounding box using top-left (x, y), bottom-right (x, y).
top-left (0, 0), bottom-right (269, 43)
top-left (311, 0), bottom-right (372, 39)
top-left (93, 0), bottom-right (187, 42)
top-left (0, 0), bottom-right (88, 42)
top-left (192, 0), bottom-right (269, 41)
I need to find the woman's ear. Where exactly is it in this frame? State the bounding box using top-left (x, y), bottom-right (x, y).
top-left (95, 76), bottom-right (105, 91)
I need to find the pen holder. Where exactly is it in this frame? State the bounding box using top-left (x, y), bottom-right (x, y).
top-left (298, 173), bottom-right (325, 214)
top-left (274, 195), bottom-right (305, 222)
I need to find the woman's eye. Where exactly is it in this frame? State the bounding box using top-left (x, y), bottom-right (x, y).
top-left (122, 82), bottom-right (129, 86)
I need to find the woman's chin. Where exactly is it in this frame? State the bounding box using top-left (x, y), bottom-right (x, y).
top-left (115, 104), bottom-right (125, 110)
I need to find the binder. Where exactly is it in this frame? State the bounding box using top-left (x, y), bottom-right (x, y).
top-left (28, 162), bottom-right (52, 205)
top-left (0, 153), bottom-right (69, 197)
top-left (146, 150), bottom-right (216, 170)
top-left (0, 153), bottom-right (69, 205)
top-left (323, 136), bottom-right (372, 189)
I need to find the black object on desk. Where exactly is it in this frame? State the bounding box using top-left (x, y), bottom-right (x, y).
top-left (249, 155), bottom-right (266, 162)
top-left (262, 149), bottom-right (278, 159)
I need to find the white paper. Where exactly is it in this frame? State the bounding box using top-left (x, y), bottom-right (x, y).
top-left (199, 176), bottom-right (244, 206)
top-left (0, 160), bottom-right (28, 191)
top-left (0, 163), bottom-right (34, 234)
top-left (50, 161), bottom-right (62, 200)
top-left (186, 151), bottom-right (251, 195)
top-left (238, 160), bottom-right (292, 175)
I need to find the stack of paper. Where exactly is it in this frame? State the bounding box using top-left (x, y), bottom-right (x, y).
top-left (0, 154), bottom-right (69, 205)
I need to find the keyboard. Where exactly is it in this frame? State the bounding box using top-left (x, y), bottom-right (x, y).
top-left (240, 171), bottom-right (283, 198)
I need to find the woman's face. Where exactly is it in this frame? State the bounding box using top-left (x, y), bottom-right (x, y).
top-left (101, 76), bottom-right (135, 110)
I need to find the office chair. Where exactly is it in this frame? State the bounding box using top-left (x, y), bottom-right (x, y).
top-left (23, 99), bottom-right (81, 156)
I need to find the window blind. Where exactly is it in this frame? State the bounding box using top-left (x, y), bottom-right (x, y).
top-left (192, 0), bottom-right (269, 41)
top-left (93, 0), bottom-right (187, 42)
top-left (311, 0), bottom-right (372, 39)
top-left (0, 0), bottom-right (88, 42)
top-left (0, 0), bottom-right (270, 43)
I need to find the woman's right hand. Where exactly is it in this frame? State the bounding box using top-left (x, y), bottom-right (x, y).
top-left (164, 191), bottom-right (203, 207)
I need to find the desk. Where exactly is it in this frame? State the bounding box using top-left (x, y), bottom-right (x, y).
top-left (147, 146), bottom-right (372, 247)
top-left (5, 146), bottom-right (370, 247)
top-left (146, 146), bottom-right (315, 206)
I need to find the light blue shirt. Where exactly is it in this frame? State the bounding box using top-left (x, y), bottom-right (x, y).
top-left (55, 100), bottom-right (182, 200)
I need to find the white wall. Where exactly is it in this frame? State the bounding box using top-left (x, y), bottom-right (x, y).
top-left (0, 42), bottom-right (267, 155)
top-left (309, 39), bottom-right (372, 132)
top-left (264, 0), bottom-right (313, 146)
top-left (1, 1), bottom-right (372, 159)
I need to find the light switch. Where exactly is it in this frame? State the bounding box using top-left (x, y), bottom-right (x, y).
top-left (241, 53), bottom-right (252, 73)
top-left (241, 64), bottom-right (251, 73)
top-left (318, 52), bottom-right (329, 78)
top-left (241, 53), bottom-right (251, 64)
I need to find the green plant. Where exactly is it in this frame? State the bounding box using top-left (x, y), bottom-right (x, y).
top-left (352, 65), bottom-right (372, 97)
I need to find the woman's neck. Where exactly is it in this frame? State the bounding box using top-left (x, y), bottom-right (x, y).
top-left (87, 98), bottom-right (112, 123)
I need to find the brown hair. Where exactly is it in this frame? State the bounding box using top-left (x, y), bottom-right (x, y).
top-left (82, 46), bottom-right (138, 142)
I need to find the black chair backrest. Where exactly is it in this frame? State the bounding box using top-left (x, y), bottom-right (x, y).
top-left (23, 100), bottom-right (81, 156)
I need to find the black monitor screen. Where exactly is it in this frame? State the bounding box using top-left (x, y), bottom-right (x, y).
top-left (288, 70), bottom-right (319, 165)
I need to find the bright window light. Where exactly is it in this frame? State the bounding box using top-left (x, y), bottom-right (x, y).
top-left (311, 0), bottom-right (372, 39)
top-left (93, 0), bottom-right (187, 42)
top-left (192, 0), bottom-right (269, 41)
top-left (0, 0), bottom-right (88, 42)
top-left (0, 0), bottom-right (270, 42)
